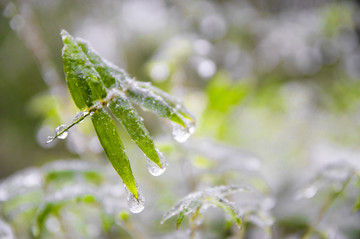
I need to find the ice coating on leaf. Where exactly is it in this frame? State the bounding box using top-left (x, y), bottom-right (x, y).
top-left (72, 111), bottom-right (88, 124)
top-left (91, 108), bottom-right (138, 199)
top-left (124, 184), bottom-right (145, 213)
top-left (61, 30), bottom-right (107, 109)
top-left (108, 95), bottom-right (164, 168)
top-left (126, 83), bottom-right (187, 128)
top-left (55, 125), bottom-right (68, 139)
top-left (136, 82), bottom-right (195, 121)
top-left (75, 37), bottom-right (134, 91)
top-left (161, 185), bottom-right (250, 225)
top-left (147, 149), bottom-right (167, 176)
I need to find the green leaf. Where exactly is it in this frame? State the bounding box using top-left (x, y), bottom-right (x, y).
top-left (204, 196), bottom-right (241, 227)
top-left (61, 30), bottom-right (107, 109)
top-left (126, 83), bottom-right (186, 127)
top-left (76, 39), bottom-right (115, 88)
top-left (136, 82), bottom-right (195, 122)
top-left (162, 186), bottom-right (249, 228)
top-left (91, 107), bottom-right (138, 199)
top-left (108, 95), bottom-right (162, 168)
top-left (33, 202), bottom-right (63, 237)
top-left (176, 209), bottom-right (186, 229)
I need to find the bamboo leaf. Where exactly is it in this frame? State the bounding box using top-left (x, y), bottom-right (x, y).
top-left (162, 185), bottom-right (248, 228)
top-left (204, 196), bottom-right (241, 227)
top-left (91, 107), bottom-right (138, 199)
top-left (136, 82), bottom-right (195, 122)
top-left (61, 30), bottom-right (107, 109)
top-left (126, 83), bottom-right (186, 127)
top-left (108, 94), bottom-right (163, 168)
top-left (176, 209), bottom-right (186, 229)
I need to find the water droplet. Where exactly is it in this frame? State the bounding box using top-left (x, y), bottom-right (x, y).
top-left (124, 185), bottom-right (145, 213)
top-left (172, 121), bottom-right (195, 143)
top-left (72, 111), bottom-right (87, 123)
top-left (55, 125), bottom-right (68, 140)
top-left (147, 150), bottom-right (167, 176)
top-left (46, 136), bottom-right (54, 144)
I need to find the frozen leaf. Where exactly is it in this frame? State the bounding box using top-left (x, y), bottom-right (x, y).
top-left (126, 83), bottom-right (186, 127)
top-left (161, 185), bottom-right (251, 228)
top-left (204, 196), bottom-right (241, 227)
top-left (108, 94), bottom-right (165, 170)
top-left (61, 30), bottom-right (107, 108)
top-left (91, 108), bottom-right (138, 199)
top-left (76, 39), bottom-right (130, 90)
top-left (136, 82), bottom-right (195, 121)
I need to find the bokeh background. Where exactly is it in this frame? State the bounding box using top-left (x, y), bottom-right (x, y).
top-left (1, 0), bottom-right (360, 238)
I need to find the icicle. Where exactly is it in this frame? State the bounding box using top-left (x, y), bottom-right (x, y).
top-left (55, 125), bottom-right (68, 139)
top-left (147, 149), bottom-right (167, 176)
top-left (124, 184), bottom-right (145, 213)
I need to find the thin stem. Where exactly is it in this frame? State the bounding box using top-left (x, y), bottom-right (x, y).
top-left (46, 111), bottom-right (90, 144)
top-left (301, 173), bottom-right (354, 239)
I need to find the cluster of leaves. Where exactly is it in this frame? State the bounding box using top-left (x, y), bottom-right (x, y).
top-left (0, 160), bottom-right (130, 238)
top-left (48, 30), bottom-right (195, 200)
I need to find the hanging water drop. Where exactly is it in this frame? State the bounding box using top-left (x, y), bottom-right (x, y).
top-left (55, 125), bottom-right (68, 139)
top-left (147, 149), bottom-right (167, 176)
top-left (124, 185), bottom-right (145, 213)
top-left (172, 122), bottom-right (191, 143)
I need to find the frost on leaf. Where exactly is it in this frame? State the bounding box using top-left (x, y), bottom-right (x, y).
top-left (0, 160), bottom-right (136, 238)
top-left (46, 30), bottom-right (196, 209)
top-left (161, 185), bottom-right (252, 228)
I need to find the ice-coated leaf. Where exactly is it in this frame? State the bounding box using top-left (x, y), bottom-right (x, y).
top-left (161, 185), bottom-right (250, 228)
top-left (61, 30), bottom-right (107, 109)
top-left (204, 196), bottom-right (241, 227)
top-left (76, 39), bottom-right (130, 90)
top-left (91, 108), bottom-right (138, 199)
top-left (126, 83), bottom-right (187, 128)
top-left (108, 94), bottom-right (163, 169)
top-left (136, 82), bottom-right (195, 122)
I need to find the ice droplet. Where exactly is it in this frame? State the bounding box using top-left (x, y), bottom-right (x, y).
top-left (172, 120), bottom-right (196, 143)
top-left (147, 150), bottom-right (167, 176)
top-left (124, 185), bottom-right (145, 213)
top-left (72, 111), bottom-right (88, 123)
top-left (55, 125), bottom-right (68, 139)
